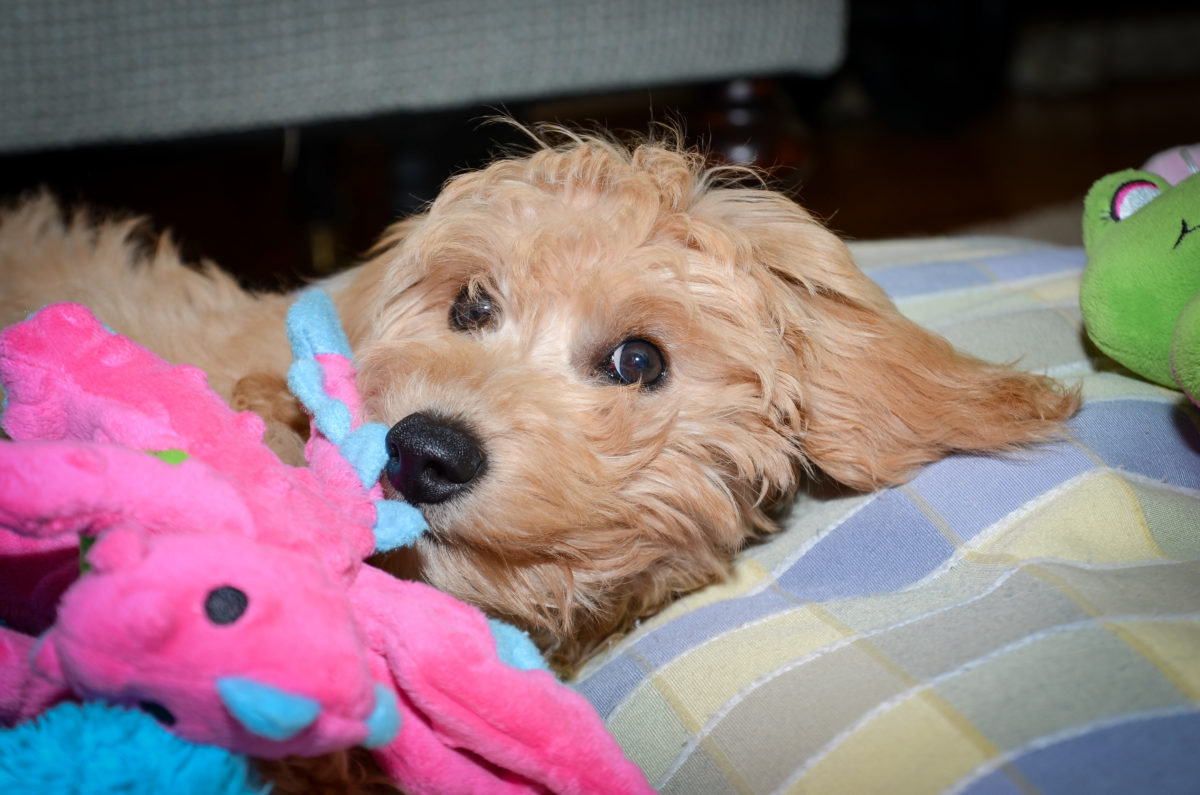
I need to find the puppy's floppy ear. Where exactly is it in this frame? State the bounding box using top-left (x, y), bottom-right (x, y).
top-left (332, 214), bottom-right (430, 342)
top-left (703, 189), bottom-right (1079, 490)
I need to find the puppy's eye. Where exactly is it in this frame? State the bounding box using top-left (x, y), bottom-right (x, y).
top-left (450, 287), bottom-right (499, 331)
top-left (603, 339), bottom-right (666, 388)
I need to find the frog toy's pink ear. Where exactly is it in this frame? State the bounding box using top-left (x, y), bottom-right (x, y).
top-left (1141, 143), bottom-right (1200, 185)
top-left (285, 290), bottom-right (427, 552)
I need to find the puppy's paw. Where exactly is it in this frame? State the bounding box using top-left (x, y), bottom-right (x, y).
top-left (232, 372), bottom-right (308, 465)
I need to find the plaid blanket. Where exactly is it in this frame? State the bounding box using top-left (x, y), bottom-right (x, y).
top-left (573, 237), bottom-right (1200, 794)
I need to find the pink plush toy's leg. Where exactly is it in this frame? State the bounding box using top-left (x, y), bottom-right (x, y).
top-left (0, 303), bottom-right (271, 466)
top-left (0, 627), bottom-right (71, 726)
top-left (0, 440), bottom-right (254, 542)
top-left (353, 570), bottom-right (653, 794)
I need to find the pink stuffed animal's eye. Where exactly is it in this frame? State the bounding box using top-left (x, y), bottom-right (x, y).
top-left (1111, 179), bottom-right (1160, 221)
top-left (205, 585), bottom-right (248, 624)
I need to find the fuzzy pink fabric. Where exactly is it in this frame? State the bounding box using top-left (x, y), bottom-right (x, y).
top-left (354, 567), bottom-right (653, 794)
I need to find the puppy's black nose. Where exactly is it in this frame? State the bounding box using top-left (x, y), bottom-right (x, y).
top-left (384, 413), bottom-right (485, 505)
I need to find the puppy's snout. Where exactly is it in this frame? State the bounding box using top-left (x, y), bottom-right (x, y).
top-left (384, 412), bottom-right (486, 505)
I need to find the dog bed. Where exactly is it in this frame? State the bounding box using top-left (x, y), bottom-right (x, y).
top-left (572, 235), bottom-right (1200, 794)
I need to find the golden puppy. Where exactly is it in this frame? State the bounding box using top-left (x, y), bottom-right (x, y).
top-left (0, 128), bottom-right (1078, 672)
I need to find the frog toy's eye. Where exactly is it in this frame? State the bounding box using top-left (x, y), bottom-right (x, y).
top-left (1111, 179), bottom-right (1161, 221)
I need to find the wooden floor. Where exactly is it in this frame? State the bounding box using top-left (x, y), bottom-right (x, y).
top-left (1, 75), bottom-right (1196, 286)
top-left (795, 78), bottom-right (1200, 242)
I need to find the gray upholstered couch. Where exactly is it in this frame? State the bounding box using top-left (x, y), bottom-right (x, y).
top-left (0, 0), bottom-right (845, 152)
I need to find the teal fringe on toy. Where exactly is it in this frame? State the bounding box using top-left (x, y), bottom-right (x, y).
top-left (0, 702), bottom-right (269, 795)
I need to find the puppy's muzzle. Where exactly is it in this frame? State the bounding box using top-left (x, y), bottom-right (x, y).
top-left (384, 412), bottom-right (486, 505)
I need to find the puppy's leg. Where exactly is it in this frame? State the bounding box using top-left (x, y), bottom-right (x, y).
top-left (231, 373), bottom-right (310, 466)
top-left (0, 194), bottom-right (299, 456)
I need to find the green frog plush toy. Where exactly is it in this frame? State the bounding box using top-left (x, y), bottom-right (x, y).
top-left (1081, 145), bottom-right (1200, 407)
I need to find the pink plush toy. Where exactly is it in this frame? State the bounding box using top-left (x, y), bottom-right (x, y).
top-left (0, 295), bottom-right (652, 794)
top-left (0, 296), bottom-right (403, 756)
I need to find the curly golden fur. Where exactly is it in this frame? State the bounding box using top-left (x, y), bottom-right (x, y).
top-left (0, 127), bottom-right (1078, 791)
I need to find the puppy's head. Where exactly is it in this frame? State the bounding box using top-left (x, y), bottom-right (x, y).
top-left (340, 129), bottom-right (1077, 667)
